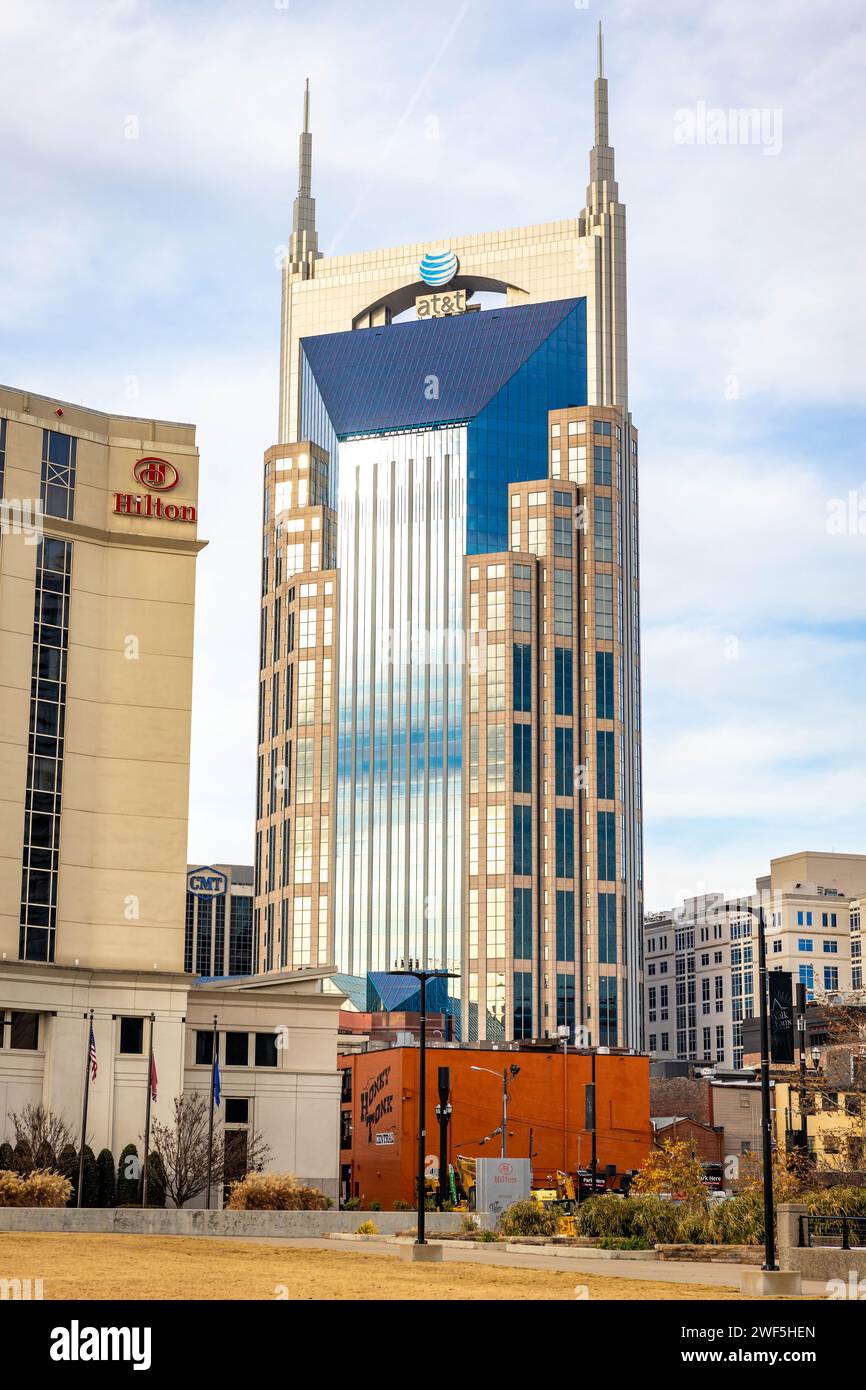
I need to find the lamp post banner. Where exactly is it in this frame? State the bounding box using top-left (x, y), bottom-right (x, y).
top-left (769, 971), bottom-right (795, 1063)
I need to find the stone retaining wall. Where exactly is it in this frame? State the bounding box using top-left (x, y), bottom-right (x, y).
top-left (0, 1207), bottom-right (495, 1238)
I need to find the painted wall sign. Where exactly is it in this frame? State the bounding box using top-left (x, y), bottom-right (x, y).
top-left (359, 1064), bottom-right (394, 1143)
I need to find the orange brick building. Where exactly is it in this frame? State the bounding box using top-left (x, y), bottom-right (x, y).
top-left (338, 1045), bottom-right (652, 1209)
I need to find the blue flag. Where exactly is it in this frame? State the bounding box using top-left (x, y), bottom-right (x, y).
top-left (213, 1055), bottom-right (221, 1107)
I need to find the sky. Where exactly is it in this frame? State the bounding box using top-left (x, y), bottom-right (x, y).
top-left (1, 0), bottom-right (865, 911)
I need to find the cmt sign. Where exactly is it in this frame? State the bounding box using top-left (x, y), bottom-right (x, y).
top-left (187, 867), bottom-right (227, 899)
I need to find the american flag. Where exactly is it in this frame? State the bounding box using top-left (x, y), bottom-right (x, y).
top-left (88, 1024), bottom-right (98, 1082)
top-left (150, 1053), bottom-right (158, 1103)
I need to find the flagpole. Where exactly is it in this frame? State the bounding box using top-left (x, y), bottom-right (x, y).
top-left (206, 1013), bottom-right (217, 1210)
top-left (141, 1012), bottom-right (156, 1207)
top-left (76, 1009), bottom-right (94, 1208)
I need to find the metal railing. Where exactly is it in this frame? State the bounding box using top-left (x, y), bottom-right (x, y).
top-left (799, 1214), bottom-right (866, 1250)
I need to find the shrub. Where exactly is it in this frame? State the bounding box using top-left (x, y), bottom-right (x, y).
top-left (0, 1170), bottom-right (72, 1207)
top-left (34, 1141), bottom-right (56, 1171)
top-left (81, 1146), bottom-right (99, 1208)
top-left (674, 1207), bottom-right (711, 1245)
top-left (356, 1220), bottom-right (378, 1235)
top-left (343, 1196), bottom-right (360, 1211)
top-left (226, 1171), bottom-right (330, 1211)
top-left (0, 1142), bottom-right (13, 1172)
top-left (575, 1193), bottom-right (633, 1239)
top-left (393, 1199), bottom-right (411, 1212)
top-left (369, 1199), bottom-right (381, 1211)
top-left (12, 1140), bottom-right (32, 1174)
top-left (807, 1186), bottom-right (866, 1218)
top-left (598, 1234), bottom-right (651, 1250)
top-left (96, 1150), bottom-right (116, 1208)
top-left (57, 1144), bottom-right (79, 1207)
top-left (575, 1194), bottom-right (683, 1246)
top-left (630, 1195), bottom-right (681, 1246)
top-left (461, 1214), bottom-right (480, 1234)
top-left (144, 1152), bottom-right (167, 1208)
top-left (116, 1143), bottom-right (140, 1206)
top-left (707, 1191), bottom-right (765, 1246)
top-left (496, 1199), bottom-right (558, 1239)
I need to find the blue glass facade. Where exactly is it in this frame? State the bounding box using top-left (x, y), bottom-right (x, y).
top-left (300, 300), bottom-right (587, 977)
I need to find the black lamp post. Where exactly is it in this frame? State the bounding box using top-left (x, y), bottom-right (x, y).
top-left (742, 902), bottom-right (777, 1272)
top-left (387, 965), bottom-right (457, 1245)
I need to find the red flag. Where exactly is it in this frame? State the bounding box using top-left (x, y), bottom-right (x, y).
top-left (150, 1054), bottom-right (158, 1103)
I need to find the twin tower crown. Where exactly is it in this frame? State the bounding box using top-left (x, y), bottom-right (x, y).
top-left (288, 22), bottom-right (617, 269)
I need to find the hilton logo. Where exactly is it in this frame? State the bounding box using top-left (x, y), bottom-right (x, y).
top-left (133, 457), bottom-right (179, 491)
top-left (114, 457), bottom-right (196, 524)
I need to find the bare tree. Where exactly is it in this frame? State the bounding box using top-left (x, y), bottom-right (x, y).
top-left (8, 1104), bottom-right (75, 1171)
top-left (149, 1092), bottom-right (270, 1208)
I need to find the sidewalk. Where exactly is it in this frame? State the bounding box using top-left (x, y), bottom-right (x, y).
top-left (232, 1234), bottom-right (827, 1295)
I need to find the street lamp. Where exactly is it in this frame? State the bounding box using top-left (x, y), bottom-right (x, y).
top-left (387, 964), bottom-right (458, 1246)
top-left (739, 902), bottom-right (778, 1272)
top-left (470, 1063), bottom-right (520, 1159)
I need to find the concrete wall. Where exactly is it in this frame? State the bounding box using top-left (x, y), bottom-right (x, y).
top-left (0, 1207), bottom-right (495, 1237)
top-left (778, 1202), bottom-right (866, 1284)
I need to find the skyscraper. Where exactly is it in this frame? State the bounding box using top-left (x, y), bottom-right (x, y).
top-left (257, 27), bottom-right (643, 1047)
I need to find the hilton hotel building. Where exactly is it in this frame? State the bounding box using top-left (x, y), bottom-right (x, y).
top-left (257, 27), bottom-right (644, 1049)
top-left (0, 388), bottom-right (342, 1196)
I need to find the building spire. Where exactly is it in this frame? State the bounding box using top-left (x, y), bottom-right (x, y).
top-left (290, 77), bottom-right (319, 272)
top-left (587, 22), bottom-right (617, 208)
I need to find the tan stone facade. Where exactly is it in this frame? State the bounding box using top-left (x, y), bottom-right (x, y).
top-left (255, 442), bottom-right (338, 972)
top-left (0, 385), bottom-right (203, 972)
top-left (463, 406), bottom-right (642, 1045)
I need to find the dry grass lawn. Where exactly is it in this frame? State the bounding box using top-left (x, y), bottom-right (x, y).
top-left (0, 1232), bottom-right (767, 1301)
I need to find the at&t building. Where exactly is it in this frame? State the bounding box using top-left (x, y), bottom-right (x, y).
top-left (256, 31), bottom-right (643, 1048)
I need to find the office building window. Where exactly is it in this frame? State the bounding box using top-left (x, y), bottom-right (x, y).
top-left (553, 568), bottom-right (572, 636)
top-left (513, 887), bottom-right (532, 958)
top-left (594, 495), bottom-right (612, 563)
top-left (513, 586), bottom-right (531, 632)
top-left (513, 805), bottom-right (532, 877)
top-left (555, 807), bottom-right (574, 879)
top-left (553, 514), bottom-right (572, 558)
top-left (556, 973), bottom-right (575, 1038)
top-left (229, 895), bottom-right (253, 975)
top-left (513, 643), bottom-right (532, 712)
top-left (598, 892), bottom-right (617, 963)
top-left (513, 722), bottom-right (532, 793)
top-left (599, 976), bottom-right (617, 1046)
top-left (487, 723), bottom-right (506, 791)
top-left (513, 971), bottom-right (533, 1039)
top-left (595, 571), bottom-right (613, 640)
top-left (554, 725), bottom-right (573, 796)
top-left (595, 649), bottom-right (614, 719)
top-left (19, 538), bottom-right (72, 963)
top-left (40, 429), bottom-right (77, 520)
top-left (597, 811), bottom-right (616, 882)
top-left (596, 729), bottom-right (615, 800)
top-left (554, 646), bottom-right (573, 716)
top-left (555, 889), bottom-right (575, 961)
top-left (119, 1017), bottom-right (144, 1055)
top-left (593, 444), bottom-right (611, 486)
top-left (824, 966), bottom-right (839, 991)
